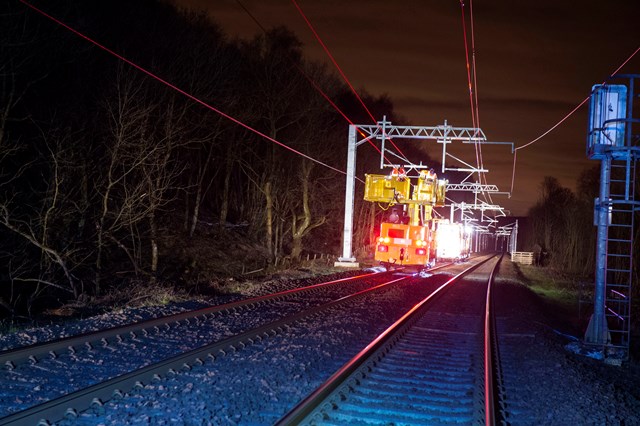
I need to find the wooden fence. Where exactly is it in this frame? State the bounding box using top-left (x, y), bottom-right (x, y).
top-left (510, 251), bottom-right (534, 265)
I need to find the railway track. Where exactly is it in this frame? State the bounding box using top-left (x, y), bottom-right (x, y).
top-left (1, 263), bottom-right (459, 425)
top-left (278, 254), bottom-right (503, 425)
top-left (1, 256), bottom-right (517, 426)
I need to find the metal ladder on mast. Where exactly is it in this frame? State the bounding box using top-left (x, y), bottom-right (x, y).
top-left (604, 155), bottom-right (638, 353)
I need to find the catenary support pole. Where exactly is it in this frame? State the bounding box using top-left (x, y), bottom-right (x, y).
top-left (585, 156), bottom-right (611, 344)
top-left (336, 125), bottom-right (358, 265)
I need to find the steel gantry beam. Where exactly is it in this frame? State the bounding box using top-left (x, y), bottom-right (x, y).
top-left (336, 119), bottom-right (512, 266)
top-left (446, 201), bottom-right (516, 255)
top-left (354, 120), bottom-right (487, 142)
top-left (446, 183), bottom-right (500, 193)
top-left (357, 118), bottom-right (489, 175)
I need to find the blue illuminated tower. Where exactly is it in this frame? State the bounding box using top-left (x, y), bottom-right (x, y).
top-left (584, 75), bottom-right (639, 362)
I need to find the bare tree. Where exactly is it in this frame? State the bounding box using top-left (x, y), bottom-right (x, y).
top-left (94, 67), bottom-right (161, 293)
top-left (139, 93), bottom-right (191, 279)
top-left (241, 27), bottom-right (311, 259)
top-left (0, 131), bottom-right (83, 306)
top-left (289, 159), bottom-right (327, 260)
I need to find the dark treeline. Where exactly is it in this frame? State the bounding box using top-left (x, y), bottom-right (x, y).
top-left (522, 172), bottom-right (598, 275)
top-left (523, 169), bottom-right (640, 325)
top-left (526, 166), bottom-right (640, 291)
top-left (1, 0), bottom-right (431, 317)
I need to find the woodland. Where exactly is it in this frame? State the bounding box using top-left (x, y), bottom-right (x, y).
top-left (0, 0), bottom-right (415, 318)
top-left (0, 0), bottom-right (631, 320)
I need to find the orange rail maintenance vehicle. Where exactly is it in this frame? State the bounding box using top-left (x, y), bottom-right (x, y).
top-left (364, 168), bottom-right (446, 277)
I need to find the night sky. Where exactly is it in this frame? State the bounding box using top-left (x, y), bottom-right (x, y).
top-left (174, 0), bottom-right (639, 216)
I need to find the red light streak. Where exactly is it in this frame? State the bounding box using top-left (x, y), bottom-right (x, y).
top-left (459, 0), bottom-right (483, 183)
top-left (234, 0), bottom-right (387, 161)
top-left (290, 0), bottom-right (409, 163)
top-left (290, 0), bottom-right (375, 124)
top-left (18, 0), bottom-right (358, 182)
top-left (510, 45), bottom-right (639, 194)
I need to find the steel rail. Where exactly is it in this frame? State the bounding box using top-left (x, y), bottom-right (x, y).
top-left (0, 273), bottom-right (420, 426)
top-left (276, 254), bottom-right (497, 425)
top-left (484, 253), bottom-right (505, 425)
top-left (0, 271), bottom-right (383, 369)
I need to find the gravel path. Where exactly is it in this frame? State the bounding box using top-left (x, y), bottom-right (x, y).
top-left (494, 262), bottom-right (640, 425)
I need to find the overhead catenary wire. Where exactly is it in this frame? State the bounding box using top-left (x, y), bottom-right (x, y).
top-left (470, 0), bottom-right (481, 141)
top-left (234, 0), bottom-right (391, 164)
top-left (459, 1), bottom-right (478, 132)
top-left (509, 45), bottom-right (640, 194)
top-left (459, 0), bottom-right (494, 208)
top-left (468, 0), bottom-right (493, 205)
top-left (18, 0), bottom-right (363, 184)
top-left (459, 0), bottom-right (480, 174)
top-left (290, 0), bottom-right (412, 166)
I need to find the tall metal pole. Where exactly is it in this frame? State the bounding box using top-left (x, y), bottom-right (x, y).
top-left (585, 156), bottom-right (611, 344)
top-left (511, 220), bottom-right (518, 253)
top-left (474, 230), bottom-right (479, 253)
top-left (336, 125), bottom-right (358, 265)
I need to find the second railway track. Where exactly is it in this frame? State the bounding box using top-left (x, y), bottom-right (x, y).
top-left (0, 270), bottom-right (396, 423)
top-left (1, 263), bottom-right (457, 425)
top-left (0, 257), bottom-right (505, 425)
